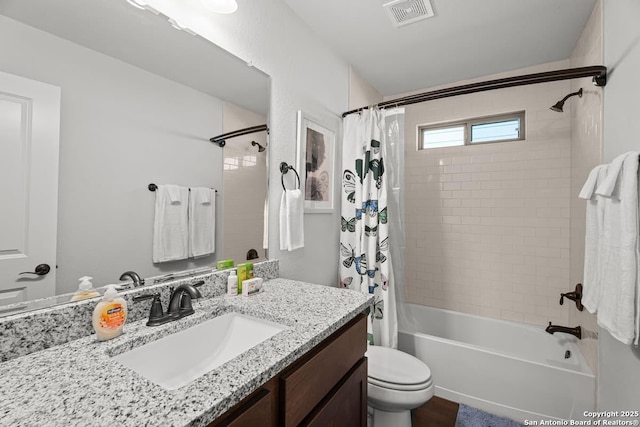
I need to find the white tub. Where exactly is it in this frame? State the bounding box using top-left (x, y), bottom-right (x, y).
top-left (398, 303), bottom-right (595, 423)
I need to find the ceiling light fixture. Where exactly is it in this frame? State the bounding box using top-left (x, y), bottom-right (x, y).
top-left (200, 0), bottom-right (238, 14)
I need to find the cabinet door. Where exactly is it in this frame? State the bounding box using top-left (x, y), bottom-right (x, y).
top-left (281, 314), bottom-right (366, 427)
top-left (210, 388), bottom-right (274, 427)
top-left (301, 358), bottom-right (367, 427)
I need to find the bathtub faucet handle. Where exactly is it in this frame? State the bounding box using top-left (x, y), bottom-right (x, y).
top-left (559, 283), bottom-right (584, 311)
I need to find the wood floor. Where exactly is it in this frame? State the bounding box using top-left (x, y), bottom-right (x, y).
top-left (412, 396), bottom-right (460, 427)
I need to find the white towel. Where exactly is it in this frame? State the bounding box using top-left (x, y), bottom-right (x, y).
top-left (263, 198), bottom-right (269, 250)
top-left (596, 153), bottom-right (626, 198)
top-left (188, 187), bottom-right (216, 258)
top-left (579, 164), bottom-right (608, 313)
top-left (594, 151), bottom-right (640, 345)
top-left (153, 185), bottom-right (189, 263)
top-left (279, 189), bottom-right (304, 251)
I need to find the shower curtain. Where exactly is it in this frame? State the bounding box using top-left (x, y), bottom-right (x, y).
top-left (340, 107), bottom-right (404, 348)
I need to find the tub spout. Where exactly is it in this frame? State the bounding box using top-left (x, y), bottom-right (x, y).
top-left (545, 322), bottom-right (582, 339)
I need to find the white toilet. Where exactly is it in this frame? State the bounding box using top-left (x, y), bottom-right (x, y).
top-left (366, 345), bottom-right (434, 427)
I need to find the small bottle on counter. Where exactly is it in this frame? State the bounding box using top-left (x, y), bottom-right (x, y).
top-left (92, 285), bottom-right (127, 341)
top-left (227, 270), bottom-right (238, 296)
top-left (70, 276), bottom-right (100, 302)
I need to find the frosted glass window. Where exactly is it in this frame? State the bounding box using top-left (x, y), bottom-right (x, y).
top-left (471, 119), bottom-right (521, 143)
top-left (421, 125), bottom-right (465, 149)
top-left (419, 112), bottom-right (524, 150)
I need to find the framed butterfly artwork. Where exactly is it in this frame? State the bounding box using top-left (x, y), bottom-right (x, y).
top-left (296, 110), bottom-right (336, 213)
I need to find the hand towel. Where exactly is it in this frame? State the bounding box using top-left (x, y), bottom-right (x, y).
top-left (578, 164), bottom-right (608, 313)
top-left (595, 153), bottom-right (626, 197)
top-left (188, 187), bottom-right (216, 258)
top-left (594, 151), bottom-right (640, 345)
top-left (578, 165), bottom-right (607, 313)
top-left (153, 185), bottom-right (189, 263)
top-left (279, 189), bottom-right (304, 251)
top-left (263, 198), bottom-right (269, 250)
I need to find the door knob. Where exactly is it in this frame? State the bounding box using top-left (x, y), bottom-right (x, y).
top-left (19, 264), bottom-right (51, 276)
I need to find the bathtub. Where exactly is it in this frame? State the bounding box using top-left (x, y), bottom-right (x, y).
top-left (398, 303), bottom-right (595, 423)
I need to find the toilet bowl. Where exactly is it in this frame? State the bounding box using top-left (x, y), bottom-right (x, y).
top-left (366, 345), bottom-right (434, 427)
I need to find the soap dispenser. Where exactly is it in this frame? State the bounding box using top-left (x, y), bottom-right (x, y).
top-left (92, 285), bottom-right (128, 341)
top-left (70, 276), bottom-right (100, 302)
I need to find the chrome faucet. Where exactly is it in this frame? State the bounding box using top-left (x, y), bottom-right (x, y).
top-left (545, 322), bottom-right (582, 339)
top-left (119, 271), bottom-right (144, 287)
top-left (133, 281), bottom-right (203, 327)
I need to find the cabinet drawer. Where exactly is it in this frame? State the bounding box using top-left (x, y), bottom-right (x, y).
top-left (280, 314), bottom-right (367, 427)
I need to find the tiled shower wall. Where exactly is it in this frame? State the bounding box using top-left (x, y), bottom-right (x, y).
top-left (400, 60), bottom-right (573, 326)
top-left (569, 0), bottom-right (603, 374)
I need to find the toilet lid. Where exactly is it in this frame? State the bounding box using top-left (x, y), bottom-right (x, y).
top-left (366, 346), bottom-right (431, 386)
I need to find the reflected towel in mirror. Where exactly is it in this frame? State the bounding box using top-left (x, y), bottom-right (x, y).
top-left (153, 185), bottom-right (189, 263)
top-left (189, 187), bottom-right (216, 258)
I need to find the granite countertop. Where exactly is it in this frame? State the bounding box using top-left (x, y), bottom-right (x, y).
top-left (0, 279), bottom-right (373, 427)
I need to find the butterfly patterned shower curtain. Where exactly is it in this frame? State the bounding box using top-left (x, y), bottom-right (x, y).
top-left (340, 107), bottom-right (401, 348)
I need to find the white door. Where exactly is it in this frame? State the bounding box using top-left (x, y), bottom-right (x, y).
top-left (0, 71), bottom-right (60, 306)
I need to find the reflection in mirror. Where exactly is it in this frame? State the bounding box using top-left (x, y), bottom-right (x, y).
top-left (221, 103), bottom-right (269, 264)
top-left (0, 0), bottom-right (270, 314)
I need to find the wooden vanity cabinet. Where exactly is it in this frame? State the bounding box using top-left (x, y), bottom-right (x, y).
top-left (208, 376), bottom-right (278, 427)
top-left (208, 313), bottom-right (367, 427)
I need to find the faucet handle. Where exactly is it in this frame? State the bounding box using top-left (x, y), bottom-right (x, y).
top-left (133, 293), bottom-right (164, 324)
top-left (559, 283), bottom-right (584, 311)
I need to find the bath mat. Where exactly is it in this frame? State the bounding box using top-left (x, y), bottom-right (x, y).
top-left (455, 404), bottom-right (524, 427)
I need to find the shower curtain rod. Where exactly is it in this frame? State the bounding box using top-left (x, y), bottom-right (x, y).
top-left (209, 124), bottom-right (269, 148)
top-left (342, 65), bottom-right (607, 118)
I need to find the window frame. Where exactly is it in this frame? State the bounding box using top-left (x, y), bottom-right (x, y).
top-left (418, 111), bottom-right (525, 150)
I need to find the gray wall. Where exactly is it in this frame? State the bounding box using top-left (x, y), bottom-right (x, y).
top-left (600, 0), bottom-right (640, 409)
top-left (0, 16), bottom-right (224, 293)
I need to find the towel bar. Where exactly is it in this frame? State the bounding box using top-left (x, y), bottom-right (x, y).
top-left (280, 162), bottom-right (301, 191)
top-left (148, 183), bottom-right (217, 193)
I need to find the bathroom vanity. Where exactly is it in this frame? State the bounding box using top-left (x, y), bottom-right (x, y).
top-left (0, 275), bottom-right (372, 426)
top-left (210, 313), bottom-right (367, 427)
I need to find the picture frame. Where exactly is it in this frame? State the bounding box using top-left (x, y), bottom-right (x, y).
top-left (296, 111), bottom-right (336, 213)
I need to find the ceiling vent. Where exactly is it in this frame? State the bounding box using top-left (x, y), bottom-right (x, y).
top-left (383, 0), bottom-right (435, 28)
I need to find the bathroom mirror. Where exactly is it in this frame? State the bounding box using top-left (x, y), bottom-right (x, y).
top-left (0, 0), bottom-right (270, 313)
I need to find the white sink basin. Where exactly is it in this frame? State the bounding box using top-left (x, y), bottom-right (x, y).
top-left (113, 312), bottom-right (286, 390)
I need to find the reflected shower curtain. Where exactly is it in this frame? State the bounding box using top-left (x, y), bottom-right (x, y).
top-left (340, 107), bottom-right (404, 348)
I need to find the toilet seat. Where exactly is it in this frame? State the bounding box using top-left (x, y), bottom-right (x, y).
top-left (368, 376), bottom-right (432, 391)
top-left (366, 345), bottom-right (432, 390)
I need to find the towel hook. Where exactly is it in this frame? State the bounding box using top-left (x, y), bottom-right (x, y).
top-left (280, 162), bottom-right (300, 191)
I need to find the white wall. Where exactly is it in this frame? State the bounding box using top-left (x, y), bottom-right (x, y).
top-left (144, 0), bottom-right (350, 286)
top-left (349, 67), bottom-right (383, 109)
top-left (599, 0), bottom-right (640, 409)
top-left (0, 16), bottom-right (224, 293)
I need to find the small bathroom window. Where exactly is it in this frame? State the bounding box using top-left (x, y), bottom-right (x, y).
top-left (419, 111), bottom-right (525, 150)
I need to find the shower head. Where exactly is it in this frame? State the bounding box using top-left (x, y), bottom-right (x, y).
top-left (550, 88), bottom-right (583, 112)
top-left (251, 141), bottom-right (266, 152)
